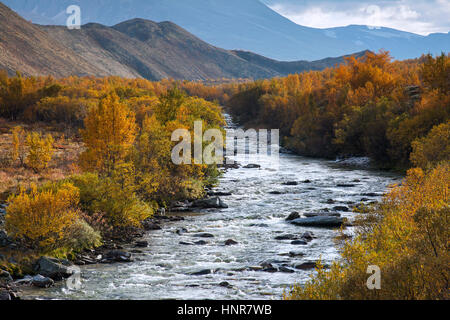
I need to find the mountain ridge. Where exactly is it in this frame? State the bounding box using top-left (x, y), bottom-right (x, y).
top-left (2, 0), bottom-right (448, 61)
top-left (0, 2), bottom-right (368, 81)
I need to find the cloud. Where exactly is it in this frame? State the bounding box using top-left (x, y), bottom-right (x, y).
top-left (263, 0), bottom-right (450, 35)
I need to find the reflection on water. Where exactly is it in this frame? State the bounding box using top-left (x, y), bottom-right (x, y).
top-left (21, 115), bottom-right (401, 300)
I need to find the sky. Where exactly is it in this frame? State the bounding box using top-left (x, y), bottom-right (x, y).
top-left (262, 0), bottom-right (450, 35)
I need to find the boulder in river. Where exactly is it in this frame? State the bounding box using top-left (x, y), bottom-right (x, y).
top-left (0, 270), bottom-right (13, 283)
top-left (285, 212), bottom-right (300, 221)
top-left (282, 181), bottom-right (298, 186)
top-left (294, 262), bottom-right (318, 270)
top-left (243, 164), bottom-right (261, 169)
top-left (291, 240), bottom-right (308, 245)
top-left (194, 240), bottom-right (208, 245)
top-left (193, 197), bottom-right (228, 209)
top-left (291, 216), bottom-right (345, 228)
top-left (33, 257), bottom-right (74, 280)
top-left (224, 239), bottom-right (238, 246)
top-left (190, 269), bottom-right (212, 276)
top-left (333, 206), bottom-right (350, 212)
top-left (32, 275), bottom-right (54, 288)
top-left (193, 233), bottom-right (215, 238)
top-left (279, 266), bottom-right (295, 273)
top-left (141, 220), bottom-right (162, 231)
top-left (275, 234), bottom-right (298, 240)
top-left (135, 240), bottom-right (148, 248)
top-left (303, 212), bottom-right (341, 218)
top-left (103, 250), bottom-right (133, 263)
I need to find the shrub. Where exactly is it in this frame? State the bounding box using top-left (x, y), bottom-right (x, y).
top-left (61, 219), bottom-right (102, 252)
top-left (70, 169), bottom-right (154, 228)
top-left (5, 183), bottom-right (80, 250)
top-left (10, 126), bottom-right (26, 166)
top-left (25, 132), bottom-right (55, 172)
top-left (410, 121), bottom-right (450, 169)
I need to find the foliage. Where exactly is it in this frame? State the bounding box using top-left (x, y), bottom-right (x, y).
top-left (10, 126), bottom-right (26, 166)
top-left (410, 121), bottom-right (450, 169)
top-left (80, 92), bottom-right (137, 173)
top-left (227, 52), bottom-right (449, 166)
top-left (5, 183), bottom-right (80, 250)
top-left (70, 170), bottom-right (154, 228)
top-left (285, 163), bottom-right (450, 300)
top-left (25, 132), bottom-right (54, 172)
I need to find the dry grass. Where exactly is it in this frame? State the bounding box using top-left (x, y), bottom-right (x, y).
top-left (0, 118), bottom-right (83, 200)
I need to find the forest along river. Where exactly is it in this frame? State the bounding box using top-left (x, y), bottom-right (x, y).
top-left (21, 115), bottom-right (402, 300)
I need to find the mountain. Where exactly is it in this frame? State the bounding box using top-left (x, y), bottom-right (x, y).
top-left (3, 0), bottom-right (449, 61)
top-left (0, 2), bottom-right (366, 80)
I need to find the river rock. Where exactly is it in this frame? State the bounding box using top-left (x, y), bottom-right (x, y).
top-left (336, 184), bottom-right (356, 188)
top-left (302, 180), bottom-right (312, 183)
top-left (219, 281), bottom-right (233, 288)
top-left (142, 220), bottom-right (161, 231)
top-left (294, 262), bottom-right (318, 270)
top-left (285, 212), bottom-right (300, 221)
top-left (224, 239), bottom-right (238, 246)
top-left (179, 241), bottom-right (194, 246)
top-left (326, 199), bottom-right (336, 204)
top-left (190, 269), bottom-right (211, 276)
top-left (193, 233), bottom-right (214, 238)
top-left (34, 257), bottom-right (74, 280)
top-left (193, 197), bottom-right (228, 209)
top-left (303, 212), bottom-right (341, 218)
top-left (291, 216), bottom-right (344, 228)
top-left (175, 228), bottom-right (188, 235)
top-left (135, 240), bottom-right (148, 248)
top-left (0, 270), bottom-right (13, 283)
top-left (207, 191), bottom-right (232, 197)
top-left (333, 206), bottom-right (350, 212)
top-left (301, 231), bottom-right (315, 241)
top-left (279, 266), bottom-right (295, 273)
top-left (288, 251), bottom-right (305, 257)
top-left (32, 275), bottom-right (54, 288)
top-left (291, 240), bottom-right (308, 245)
top-left (0, 230), bottom-right (11, 247)
top-left (282, 181), bottom-right (298, 186)
top-left (194, 240), bottom-right (208, 245)
top-left (0, 290), bottom-right (11, 300)
top-left (103, 250), bottom-right (133, 263)
top-left (243, 164), bottom-right (261, 169)
top-left (275, 234), bottom-right (298, 240)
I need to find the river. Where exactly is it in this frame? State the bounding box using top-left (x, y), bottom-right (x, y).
top-left (21, 115), bottom-right (402, 300)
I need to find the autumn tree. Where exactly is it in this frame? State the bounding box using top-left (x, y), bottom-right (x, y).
top-left (25, 132), bottom-right (55, 172)
top-left (80, 92), bottom-right (137, 174)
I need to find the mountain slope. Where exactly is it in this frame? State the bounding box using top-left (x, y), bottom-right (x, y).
top-left (3, 0), bottom-right (449, 61)
top-left (0, 2), bottom-right (106, 77)
top-left (0, 2), bottom-right (365, 80)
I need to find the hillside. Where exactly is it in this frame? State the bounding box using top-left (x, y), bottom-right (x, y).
top-left (0, 3), bottom-right (364, 80)
top-left (3, 0), bottom-right (449, 61)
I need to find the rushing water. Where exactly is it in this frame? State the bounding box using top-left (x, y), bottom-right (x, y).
top-left (21, 115), bottom-right (402, 300)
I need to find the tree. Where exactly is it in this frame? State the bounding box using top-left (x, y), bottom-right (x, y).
top-left (80, 92), bottom-right (137, 173)
top-left (25, 132), bottom-right (55, 172)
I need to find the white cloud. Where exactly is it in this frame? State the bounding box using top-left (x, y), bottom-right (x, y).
top-left (265, 0), bottom-right (450, 35)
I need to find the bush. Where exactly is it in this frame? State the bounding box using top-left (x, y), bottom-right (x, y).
top-left (70, 169), bottom-right (154, 228)
top-left (5, 183), bottom-right (80, 250)
top-left (285, 163), bottom-right (450, 300)
top-left (410, 121), bottom-right (450, 169)
top-left (25, 132), bottom-right (54, 172)
top-left (61, 219), bottom-right (102, 252)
